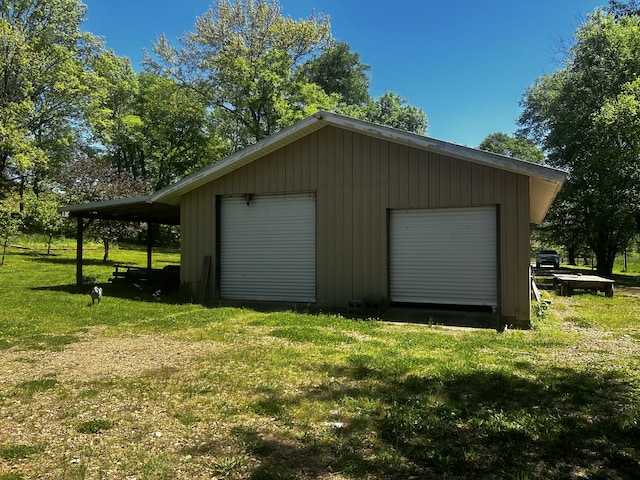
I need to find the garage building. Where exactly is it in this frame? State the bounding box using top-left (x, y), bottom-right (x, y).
top-left (148, 111), bottom-right (565, 328)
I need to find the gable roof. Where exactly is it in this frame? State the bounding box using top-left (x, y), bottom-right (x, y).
top-left (150, 111), bottom-right (566, 223)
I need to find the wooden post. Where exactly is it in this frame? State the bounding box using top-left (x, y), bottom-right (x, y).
top-left (199, 255), bottom-right (211, 304)
top-left (76, 216), bottom-right (83, 286)
top-left (146, 222), bottom-right (153, 276)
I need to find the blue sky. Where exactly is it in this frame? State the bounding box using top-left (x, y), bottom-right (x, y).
top-left (82, 0), bottom-right (606, 147)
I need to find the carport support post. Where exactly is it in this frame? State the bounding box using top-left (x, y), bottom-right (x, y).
top-left (146, 222), bottom-right (153, 276)
top-left (76, 216), bottom-right (83, 286)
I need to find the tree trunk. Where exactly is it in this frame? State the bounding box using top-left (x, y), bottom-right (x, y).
top-left (594, 247), bottom-right (616, 276)
top-left (47, 233), bottom-right (52, 255)
top-left (19, 176), bottom-right (26, 213)
top-left (1, 239), bottom-right (7, 266)
top-left (567, 247), bottom-right (577, 266)
top-left (103, 239), bottom-right (110, 262)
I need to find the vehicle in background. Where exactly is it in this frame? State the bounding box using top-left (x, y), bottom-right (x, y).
top-left (536, 249), bottom-right (560, 269)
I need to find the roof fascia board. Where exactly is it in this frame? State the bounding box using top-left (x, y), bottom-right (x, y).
top-left (59, 195), bottom-right (153, 215)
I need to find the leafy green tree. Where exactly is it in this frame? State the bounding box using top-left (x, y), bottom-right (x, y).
top-left (0, 0), bottom-right (103, 203)
top-left (88, 63), bottom-right (222, 191)
top-left (135, 73), bottom-right (225, 190)
top-left (533, 192), bottom-right (590, 265)
top-left (478, 132), bottom-right (544, 162)
top-left (0, 199), bottom-right (22, 265)
top-left (608, 0), bottom-right (640, 17)
top-left (298, 41), bottom-right (371, 106)
top-left (146, 0), bottom-right (336, 150)
top-left (341, 91), bottom-right (428, 135)
top-left (25, 193), bottom-right (66, 255)
top-left (519, 11), bottom-right (640, 275)
top-left (86, 50), bottom-right (141, 174)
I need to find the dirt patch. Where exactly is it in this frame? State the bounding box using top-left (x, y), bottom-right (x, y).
top-left (617, 285), bottom-right (640, 298)
top-left (0, 328), bottom-right (220, 386)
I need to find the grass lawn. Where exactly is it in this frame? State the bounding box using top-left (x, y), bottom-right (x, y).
top-left (0, 241), bottom-right (639, 479)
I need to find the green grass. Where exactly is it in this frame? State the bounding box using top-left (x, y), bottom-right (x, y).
top-left (0, 242), bottom-right (639, 478)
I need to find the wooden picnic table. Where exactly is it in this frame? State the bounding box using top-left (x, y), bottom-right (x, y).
top-left (552, 273), bottom-right (615, 297)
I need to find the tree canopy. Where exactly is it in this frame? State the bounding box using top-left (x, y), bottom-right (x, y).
top-left (146, 0), bottom-right (337, 149)
top-left (298, 41), bottom-right (371, 106)
top-left (146, 0), bottom-right (428, 149)
top-left (519, 10), bottom-right (640, 274)
top-left (478, 132), bottom-right (544, 163)
top-left (0, 0), bottom-right (103, 201)
top-left (340, 91), bottom-right (428, 135)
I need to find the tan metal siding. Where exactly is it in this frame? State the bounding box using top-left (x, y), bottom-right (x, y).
top-left (180, 125), bottom-right (532, 326)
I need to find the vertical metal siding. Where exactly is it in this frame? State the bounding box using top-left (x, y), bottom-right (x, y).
top-left (389, 206), bottom-right (498, 308)
top-left (220, 193), bottom-right (316, 302)
top-left (181, 127), bottom-right (530, 324)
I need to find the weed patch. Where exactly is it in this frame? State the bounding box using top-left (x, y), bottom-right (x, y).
top-left (0, 444), bottom-right (43, 459)
top-left (76, 419), bottom-right (114, 434)
top-left (16, 377), bottom-right (58, 396)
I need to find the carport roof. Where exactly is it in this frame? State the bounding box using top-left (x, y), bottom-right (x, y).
top-left (60, 196), bottom-right (180, 225)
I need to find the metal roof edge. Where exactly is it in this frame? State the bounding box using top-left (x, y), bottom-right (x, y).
top-left (59, 195), bottom-right (153, 214)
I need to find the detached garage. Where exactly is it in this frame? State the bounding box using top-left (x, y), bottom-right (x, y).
top-left (75, 111), bottom-right (564, 328)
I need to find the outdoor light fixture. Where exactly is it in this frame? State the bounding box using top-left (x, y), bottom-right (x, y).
top-left (243, 193), bottom-right (253, 206)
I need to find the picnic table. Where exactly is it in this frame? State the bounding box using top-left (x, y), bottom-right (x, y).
top-left (110, 264), bottom-right (180, 291)
top-left (552, 273), bottom-right (614, 297)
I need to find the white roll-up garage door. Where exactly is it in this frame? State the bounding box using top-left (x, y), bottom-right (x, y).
top-left (389, 206), bottom-right (497, 309)
top-left (220, 193), bottom-right (316, 302)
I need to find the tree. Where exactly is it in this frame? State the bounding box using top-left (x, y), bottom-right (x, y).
top-left (533, 192), bottom-right (590, 265)
top-left (0, 0), bottom-right (104, 203)
top-left (478, 132), bottom-right (544, 162)
top-left (341, 91), bottom-right (428, 135)
top-left (88, 64), bottom-right (223, 191)
top-left (519, 11), bottom-right (640, 275)
top-left (57, 156), bottom-right (147, 262)
top-left (608, 0), bottom-right (640, 17)
top-left (135, 73), bottom-right (226, 190)
top-left (146, 0), bottom-right (336, 150)
top-left (0, 199), bottom-right (22, 265)
top-left (297, 41), bottom-right (371, 106)
top-left (25, 192), bottom-right (66, 255)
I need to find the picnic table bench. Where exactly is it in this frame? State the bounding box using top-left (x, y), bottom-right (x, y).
top-left (552, 273), bottom-right (614, 297)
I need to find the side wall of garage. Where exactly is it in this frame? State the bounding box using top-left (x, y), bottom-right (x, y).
top-left (180, 125), bottom-right (531, 326)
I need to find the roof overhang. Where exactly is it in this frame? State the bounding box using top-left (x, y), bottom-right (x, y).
top-left (60, 196), bottom-right (180, 225)
top-left (149, 111), bottom-right (567, 223)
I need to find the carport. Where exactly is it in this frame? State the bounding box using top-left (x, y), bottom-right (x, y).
top-left (60, 196), bottom-right (180, 286)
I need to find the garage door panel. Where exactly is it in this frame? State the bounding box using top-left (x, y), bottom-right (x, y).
top-left (221, 193), bottom-right (316, 302)
top-left (390, 206), bottom-right (497, 308)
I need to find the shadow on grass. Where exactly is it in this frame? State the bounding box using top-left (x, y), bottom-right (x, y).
top-left (9, 250), bottom-right (113, 267)
top-left (232, 361), bottom-right (640, 479)
top-left (31, 281), bottom-right (185, 305)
